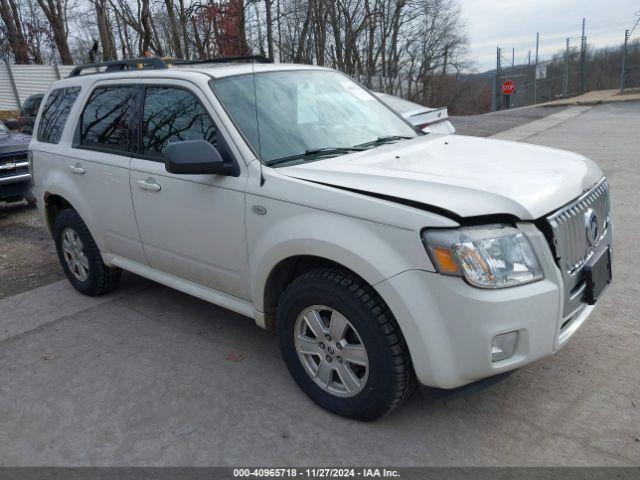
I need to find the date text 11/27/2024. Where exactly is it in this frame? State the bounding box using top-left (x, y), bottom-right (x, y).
top-left (232, 467), bottom-right (400, 478)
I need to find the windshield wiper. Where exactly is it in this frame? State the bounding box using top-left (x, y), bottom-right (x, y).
top-left (355, 135), bottom-right (413, 149)
top-left (266, 147), bottom-right (365, 166)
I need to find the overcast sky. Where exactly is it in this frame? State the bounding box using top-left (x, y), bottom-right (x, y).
top-left (459, 0), bottom-right (639, 71)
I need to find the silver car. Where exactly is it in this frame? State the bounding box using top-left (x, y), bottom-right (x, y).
top-left (375, 92), bottom-right (455, 134)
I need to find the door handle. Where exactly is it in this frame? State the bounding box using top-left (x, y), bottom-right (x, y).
top-left (68, 164), bottom-right (85, 175)
top-left (137, 178), bottom-right (161, 192)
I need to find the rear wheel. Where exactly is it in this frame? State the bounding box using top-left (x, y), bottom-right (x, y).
top-left (53, 209), bottom-right (121, 296)
top-left (277, 268), bottom-right (414, 421)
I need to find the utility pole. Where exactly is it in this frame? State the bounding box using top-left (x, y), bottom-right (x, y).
top-left (533, 32), bottom-right (539, 105)
top-left (621, 29), bottom-right (629, 91)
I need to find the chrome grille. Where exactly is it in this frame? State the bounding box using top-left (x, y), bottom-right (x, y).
top-left (0, 152), bottom-right (29, 179)
top-left (0, 151), bottom-right (27, 164)
top-left (546, 177), bottom-right (611, 316)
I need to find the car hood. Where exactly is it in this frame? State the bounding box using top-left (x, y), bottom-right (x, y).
top-left (0, 132), bottom-right (30, 155)
top-left (278, 134), bottom-right (603, 220)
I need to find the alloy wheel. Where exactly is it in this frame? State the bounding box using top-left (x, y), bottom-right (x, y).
top-left (294, 305), bottom-right (369, 397)
top-left (61, 227), bottom-right (90, 282)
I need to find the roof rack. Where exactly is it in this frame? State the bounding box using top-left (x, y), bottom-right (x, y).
top-left (171, 55), bottom-right (273, 66)
top-left (68, 57), bottom-right (167, 77)
top-left (68, 55), bottom-right (273, 77)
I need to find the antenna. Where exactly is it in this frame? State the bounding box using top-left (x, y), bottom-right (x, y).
top-left (251, 57), bottom-right (265, 186)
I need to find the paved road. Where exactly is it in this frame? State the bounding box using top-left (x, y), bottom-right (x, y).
top-left (451, 105), bottom-right (569, 138)
top-left (0, 103), bottom-right (638, 466)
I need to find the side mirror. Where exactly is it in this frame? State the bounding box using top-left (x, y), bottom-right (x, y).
top-left (164, 140), bottom-right (236, 176)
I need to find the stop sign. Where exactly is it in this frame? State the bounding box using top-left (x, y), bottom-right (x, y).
top-left (502, 80), bottom-right (516, 95)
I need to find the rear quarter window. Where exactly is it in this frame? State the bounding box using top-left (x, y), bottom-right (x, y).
top-left (37, 88), bottom-right (81, 144)
top-left (78, 86), bottom-right (136, 153)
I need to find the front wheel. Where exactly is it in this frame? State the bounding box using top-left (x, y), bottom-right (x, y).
top-left (277, 269), bottom-right (414, 421)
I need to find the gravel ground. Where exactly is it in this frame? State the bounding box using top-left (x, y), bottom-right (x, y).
top-left (0, 200), bottom-right (63, 299)
top-left (451, 105), bottom-right (569, 137)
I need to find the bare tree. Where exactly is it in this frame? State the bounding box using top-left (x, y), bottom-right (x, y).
top-left (36, 0), bottom-right (73, 63)
top-left (0, 0), bottom-right (30, 62)
top-left (110, 0), bottom-right (164, 56)
top-left (3, 0), bottom-right (477, 111)
top-left (95, 0), bottom-right (116, 60)
top-left (164, 0), bottom-right (184, 57)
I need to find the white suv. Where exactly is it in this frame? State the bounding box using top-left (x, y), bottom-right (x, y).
top-left (29, 57), bottom-right (612, 420)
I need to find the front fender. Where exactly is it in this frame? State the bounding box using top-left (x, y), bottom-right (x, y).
top-left (248, 200), bottom-right (433, 313)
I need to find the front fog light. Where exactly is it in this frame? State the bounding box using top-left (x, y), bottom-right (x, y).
top-left (491, 331), bottom-right (519, 362)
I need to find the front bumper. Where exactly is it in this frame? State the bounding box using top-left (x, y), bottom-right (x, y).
top-left (0, 174), bottom-right (31, 200)
top-left (375, 223), bottom-right (608, 389)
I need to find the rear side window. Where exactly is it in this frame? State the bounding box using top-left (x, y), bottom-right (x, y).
top-left (37, 88), bottom-right (80, 144)
top-left (79, 86), bottom-right (136, 152)
top-left (141, 86), bottom-right (218, 157)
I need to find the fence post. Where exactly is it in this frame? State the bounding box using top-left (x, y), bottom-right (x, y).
top-left (53, 61), bottom-right (61, 80)
top-left (563, 38), bottom-right (569, 97)
top-left (492, 46), bottom-right (500, 111)
top-left (4, 61), bottom-right (21, 111)
top-left (621, 29), bottom-right (629, 92)
top-left (533, 32), bottom-right (539, 105)
top-left (580, 18), bottom-right (586, 94)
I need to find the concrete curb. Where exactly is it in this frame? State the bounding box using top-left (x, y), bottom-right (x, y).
top-left (536, 89), bottom-right (640, 107)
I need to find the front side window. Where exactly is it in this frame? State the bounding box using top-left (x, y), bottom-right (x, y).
top-left (37, 88), bottom-right (80, 144)
top-left (142, 86), bottom-right (218, 157)
top-left (79, 86), bottom-right (136, 152)
top-left (211, 70), bottom-right (417, 164)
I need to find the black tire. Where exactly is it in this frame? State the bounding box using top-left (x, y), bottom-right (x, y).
top-left (23, 191), bottom-right (37, 206)
top-left (53, 209), bottom-right (121, 296)
top-left (277, 268), bottom-right (414, 421)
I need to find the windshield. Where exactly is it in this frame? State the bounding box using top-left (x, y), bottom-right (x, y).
top-left (21, 96), bottom-right (42, 116)
top-left (0, 122), bottom-right (8, 133)
top-left (211, 70), bottom-right (417, 164)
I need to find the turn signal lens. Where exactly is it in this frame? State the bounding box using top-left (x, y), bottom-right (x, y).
top-left (432, 247), bottom-right (459, 274)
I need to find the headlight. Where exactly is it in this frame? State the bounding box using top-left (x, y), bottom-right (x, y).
top-left (422, 225), bottom-right (543, 288)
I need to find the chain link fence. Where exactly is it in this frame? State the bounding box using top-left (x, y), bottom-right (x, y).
top-left (621, 19), bottom-right (640, 91)
top-left (493, 16), bottom-right (640, 110)
top-left (493, 22), bottom-right (588, 110)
